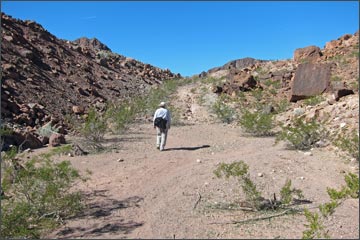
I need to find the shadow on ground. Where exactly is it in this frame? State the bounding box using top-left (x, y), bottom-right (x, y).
top-left (165, 145), bottom-right (210, 151)
top-left (54, 193), bottom-right (144, 238)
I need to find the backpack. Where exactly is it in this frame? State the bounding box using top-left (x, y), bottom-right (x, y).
top-left (154, 117), bottom-right (167, 129)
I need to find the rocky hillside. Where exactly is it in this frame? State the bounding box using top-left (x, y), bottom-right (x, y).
top-left (1, 13), bottom-right (180, 133)
top-left (201, 31), bottom-right (359, 138)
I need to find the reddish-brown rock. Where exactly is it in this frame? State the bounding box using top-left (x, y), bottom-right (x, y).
top-left (294, 46), bottom-right (322, 63)
top-left (289, 63), bottom-right (331, 102)
top-left (49, 133), bottom-right (66, 147)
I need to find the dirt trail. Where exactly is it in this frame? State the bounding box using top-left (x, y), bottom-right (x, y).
top-left (47, 83), bottom-right (359, 239)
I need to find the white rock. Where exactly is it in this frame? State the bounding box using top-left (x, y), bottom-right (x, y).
top-left (340, 122), bottom-right (346, 128)
top-left (117, 158), bottom-right (124, 162)
top-left (258, 173), bottom-right (264, 177)
top-left (196, 159), bottom-right (202, 163)
top-left (300, 176), bottom-right (305, 180)
top-left (294, 108), bottom-right (305, 116)
top-left (304, 152), bottom-right (313, 156)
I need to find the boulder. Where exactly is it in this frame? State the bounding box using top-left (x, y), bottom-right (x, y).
top-left (289, 63), bottom-right (331, 102)
top-left (224, 57), bottom-right (258, 70)
top-left (49, 133), bottom-right (66, 147)
top-left (331, 82), bottom-right (354, 101)
top-left (72, 105), bottom-right (85, 114)
top-left (294, 46), bottom-right (322, 63)
top-left (231, 70), bottom-right (258, 91)
top-left (3, 131), bottom-right (43, 150)
top-left (325, 40), bottom-right (341, 50)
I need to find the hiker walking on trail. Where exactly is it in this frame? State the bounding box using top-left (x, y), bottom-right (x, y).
top-left (153, 102), bottom-right (171, 151)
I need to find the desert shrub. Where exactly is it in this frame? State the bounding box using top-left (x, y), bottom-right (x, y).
top-left (303, 95), bottom-right (325, 106)
top-left (212, 95), bottom-right (236, 124)
top-left (302, 209), bottom-right (329, 239)
top-left (327, 172), bottom-right (359, 200)
top-left (214, 161), bottom-right (262, 209)
top-left (274, 99), bottom-right (290, 113)
top-left (82, 107), bottom-right (107, 147)
top-left (1, 149), bottom-right (84, 238)
top-left (280, 179), bottom-right (304, 205)
top-left (106, 100), bottom-right (137, 133)
top-left (238, 108), bottom-right (275, 136)
top-left (214, 161), bottom-right (307, 211)
top-left (167, 105), bottom-right (182, 126)
top-left (349, 80), bottom-right (359, 91)
top-left (200, 76), bottom-right (223, 85)
top-left (330, 75), bottom-right (342, 82)
top-left (37, 122), bottom-right (60, 138)
top-left (0, 124), bottom-right (13, 136)
top-left (319, 201), bottom-right (339, 217)
top-left (250, 88), bottom-right (263, 101)
top-left (302, 172), bottom-right (359, 239)
top-left (275, 117), bottom-right (326, 150)
top-left (96, 50), bottom-right (116, 59)
top-left (333, 131), bottom-right (359, 161)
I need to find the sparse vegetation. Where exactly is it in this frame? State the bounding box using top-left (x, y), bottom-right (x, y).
top-left (250, 88), bottom-right (264, 101)
top-left (275, 117), bottom-right (327, 150)
top-left (330, 75), bottom-right (342, 82)
top-left (333, 131), bottom-right (359, 161)
top-left (280, 179), bottom-right (304, 205)
top-left (37, 122), bottom-right (60, 138)
top-left (302, 209), bottom-right (329, 239)
top-left (302, 172), bottom-right (359, 239)
top-left (274, 99), bottom-right (290, 113)
top-left (327, 172), bottom-right (359, 200)
top-left (303, 95), bottom-right (325, 106)
top-left (212, 95), bottom-right (236, 124)
top-left (214, 161), bottom-right (306, 211)
top-left (81, 107), bottom-right (108, 150)
top-left (214, 161), bottom-right (262, 210)
top-left (1, 147), bottom-right (85, 238)
top-left (238, 108), bottom-right (275, 136)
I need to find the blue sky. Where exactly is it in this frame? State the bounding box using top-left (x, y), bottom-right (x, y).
top-left (1, 1), bottom-right (359, 76)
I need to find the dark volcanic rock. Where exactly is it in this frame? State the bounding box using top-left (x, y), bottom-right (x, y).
top-left (289, 63), bottom-right (331, 102)
top-left (1, 12), bottom-right (181, 149)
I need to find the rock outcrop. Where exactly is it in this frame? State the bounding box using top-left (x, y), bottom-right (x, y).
top-left (1, 13), bottom-right (180, 144)
top-left (289, 63), bottom-right (331, 102)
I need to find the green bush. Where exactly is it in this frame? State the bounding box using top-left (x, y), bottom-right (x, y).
top-left (319, 201), bottom-right (339, 217)
top-left (280, 179), bottom-right (304, 205)
top-left (106, 100), bottom-right (137, 133)
top-left (214, 161), bottom-right (262, 209)
top-left (37, 122), bottom-right (60, 138)
top-left (327, 172), bottom-right (359, 200)
top-left (333, 131), bottom-right (359, 161)
top-left (274, 99), bottom-right (290, 113)
top-left (302, 173), bottom-right (359, 239)
top-left (303, 95), bottom-right (325, 106)
top-left (239, 108), bottom-right (275, 136)
top-left (275, 117), bottom-right (326, 150)
top-left (1, 149), bottom-right (83, 238)
top-left (82, 107), bottom-right (107, 143)
top-left (212, 96), bottom-right (236, 124)
top-left (302, 209), bottom-right (329, 239)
